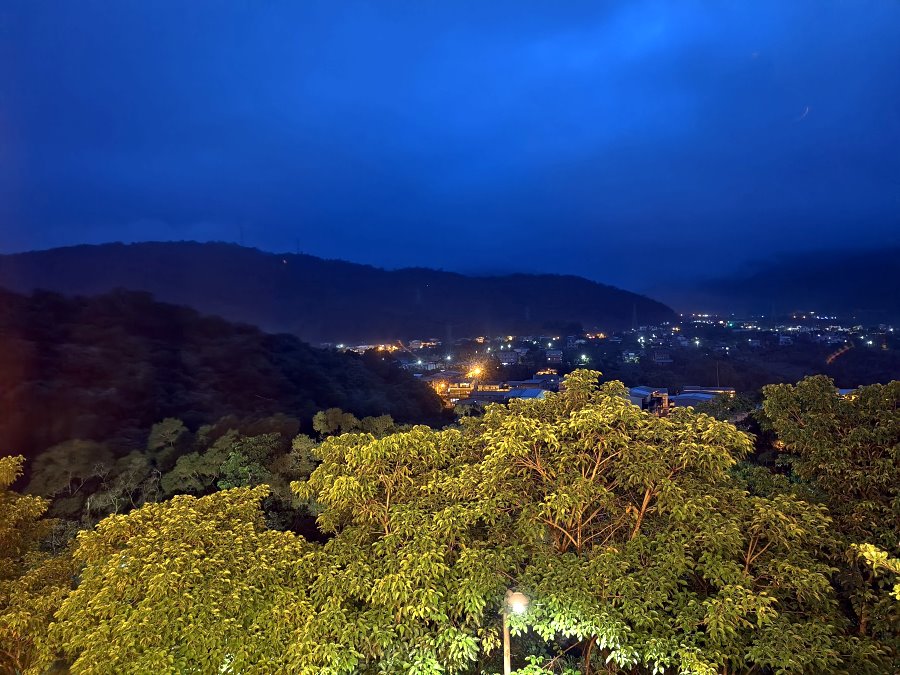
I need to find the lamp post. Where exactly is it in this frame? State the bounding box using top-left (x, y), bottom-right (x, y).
top-left (503, 589), bottom-right (529, 675)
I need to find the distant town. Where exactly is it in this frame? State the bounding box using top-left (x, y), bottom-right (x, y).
top-left (322, 312), bottom-right (897, 411)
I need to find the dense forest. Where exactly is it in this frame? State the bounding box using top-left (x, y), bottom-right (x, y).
top-left (0, 242), bottom-right (677, 342)
top-left (1, 371), bottom-right (897, 674)
top-left (0, 287), bottom-right (444, 460)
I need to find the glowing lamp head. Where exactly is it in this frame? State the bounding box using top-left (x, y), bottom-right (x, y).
top-left (506, 590), bottom-right (529, 615)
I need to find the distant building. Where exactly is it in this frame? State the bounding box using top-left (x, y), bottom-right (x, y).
top-left (650, 349), bottom-right (673, 365)
top-left (508, 376), bottom-right (560, 392)
top-left (565, 335), bottom-right (585, 349)
top-left (815, 334), bottom-right (846, 345)
top-left (449, 380), bottom-right (549, 406)
top-left (621, 350), bottom-right (641, 364)
top-left (397, 356), bottom-right (442, 371)
top-left (410, 339), bottom-right (441, 350)
top-left (682, 386), bottom-right (736, 398)
top-left (545, 349), bottom-right (563, 364)
top-left (670, 392), bottom-right (718, 408)
top-left (497, 351), bottom-right (520, 366)
top-left (629, 386), bottom-right (669, 415)
top-left (446, 380), bottom-right (478, 400)
top-left (507, 388), bottom-right (547, 400)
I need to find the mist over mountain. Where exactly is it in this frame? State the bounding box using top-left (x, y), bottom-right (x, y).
top-left (0, 242), bottom-right (675, 342)
top-left (655, 246), bottom-right (900, 321)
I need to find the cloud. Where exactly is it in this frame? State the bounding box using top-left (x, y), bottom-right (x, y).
top-left (1, 0), bottom-right (898, 287)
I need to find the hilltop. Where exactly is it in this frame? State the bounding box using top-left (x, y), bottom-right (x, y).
top-left (0, 242), bottom-right (676, 342)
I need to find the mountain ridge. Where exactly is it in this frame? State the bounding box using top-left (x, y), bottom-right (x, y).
top-left (654, 246), bottom-right (900, 321)
top-left (0, 241), bottom-right (676, 342)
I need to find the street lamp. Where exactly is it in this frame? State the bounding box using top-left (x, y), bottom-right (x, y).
top-left (502, 589), bottom-right (529, 675)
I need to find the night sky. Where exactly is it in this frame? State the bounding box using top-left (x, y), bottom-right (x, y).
top-left (1, 1), bottom-right (899, 289)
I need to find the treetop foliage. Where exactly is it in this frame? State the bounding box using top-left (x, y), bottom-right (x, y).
top-left (761, 375), bottom-right (900, 657)
top-left (287, 371), bottom-right (871, 673)
top-left (2, 372), bottom-right (898, 673)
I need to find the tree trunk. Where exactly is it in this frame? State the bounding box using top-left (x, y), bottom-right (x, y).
top-left (582, 636), bottom-right (596, 675)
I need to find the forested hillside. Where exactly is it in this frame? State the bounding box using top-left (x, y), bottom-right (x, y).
top-left (0, 287), bottom-right (443, 459)
top-left (0, 242), bottom-right (677, 341)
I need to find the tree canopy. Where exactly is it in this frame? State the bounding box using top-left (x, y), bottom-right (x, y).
top-left (6, 372), bottom-right (898, 674)
top-left (762, 376), bottom-right (900, 660)
top-left (287, 370), bottom-right (869, 674)
top-left (0, 456), bottom-right (73, 674)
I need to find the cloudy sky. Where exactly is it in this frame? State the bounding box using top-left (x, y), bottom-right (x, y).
top-left (1, 0), bottom-right (898, 288)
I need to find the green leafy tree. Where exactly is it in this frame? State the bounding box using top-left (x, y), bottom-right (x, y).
top-left (312, 408), bottom-right (362, 437)
top-left (762, 377), bottom-right (899, 549)
top-left (50, 486), bottom-right (311, 674)
top-left (160, 430), bottom-right (278, 496)
top-left (311, 409), bottom-right (402, 439)
top-left (84, 451), bottom-right (160, 522)
top-left (290, 371), bottom-right (862, 674)
top-left (159, 446), bottom-right (226, 496)
top-left (762, 376), bottom-right (899, 655)
top-left (26, 440), bottom-right (115, 519)
top-left (146, 418), bottom-right (191, 471)
top-left (855, 544), bottom-right (900, 602)
top-left (692, 393), bottom-right (757, 423)
top-left (0, 456), bottom-right (73, 674)
top-left (358, 414), bottom-right (399, 437)
top-left (267, 433), bottom-right (318, 498)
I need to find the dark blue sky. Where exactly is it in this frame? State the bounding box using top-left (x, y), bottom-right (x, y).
top-left (1, 1), bottom-right (898, 289)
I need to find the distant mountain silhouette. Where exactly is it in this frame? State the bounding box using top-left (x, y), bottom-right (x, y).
top-left (0, 242), bottom-right (675, 342)
top-left (660, 247), bottom-right (900, 321)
